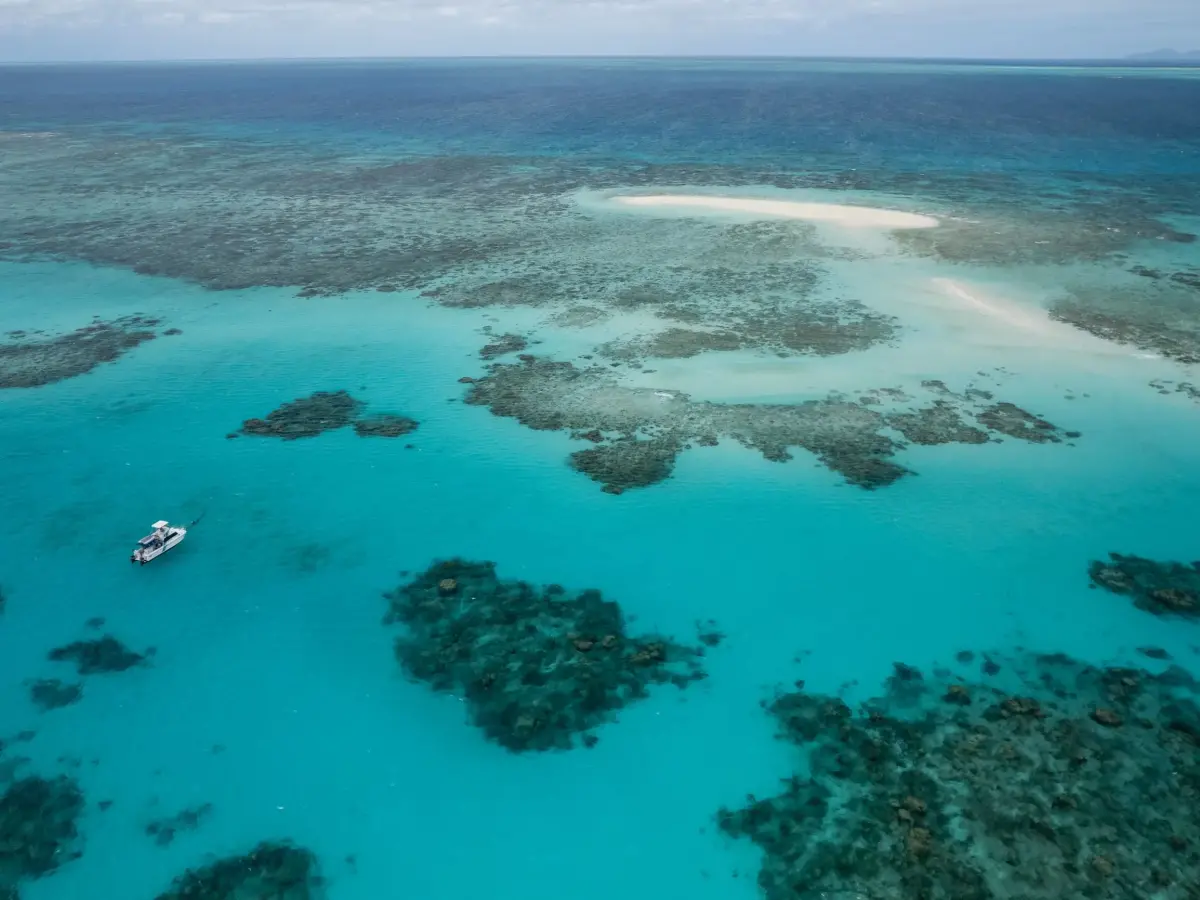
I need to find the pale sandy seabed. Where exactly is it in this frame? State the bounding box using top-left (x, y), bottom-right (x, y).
top-left (553, 190), bottom-right (1178, 406)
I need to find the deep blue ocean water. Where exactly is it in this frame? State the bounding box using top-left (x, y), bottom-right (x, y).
top-left (1, 60), bottom-right (1200, 899)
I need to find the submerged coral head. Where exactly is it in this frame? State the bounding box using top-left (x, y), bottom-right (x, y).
top-left (383, 558), bottom-right (710, 752)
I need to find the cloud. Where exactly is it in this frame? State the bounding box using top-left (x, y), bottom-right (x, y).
top-left (1, 0), bottom-right (1195, 30)
top-left (0, 0), bottom-right (1196, 58)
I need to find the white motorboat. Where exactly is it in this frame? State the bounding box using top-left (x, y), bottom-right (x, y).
top-left (131, 520), bottom-right (186, 565)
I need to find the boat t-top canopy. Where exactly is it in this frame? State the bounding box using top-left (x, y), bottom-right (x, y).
top-left (152, 520), bottom-right (169, 529)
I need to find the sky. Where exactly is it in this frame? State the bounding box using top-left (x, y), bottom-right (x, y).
top-left (0, 0), bottom-right (1197, 62)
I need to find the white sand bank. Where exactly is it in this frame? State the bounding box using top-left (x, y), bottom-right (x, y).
top-left (614, 194), bottom-right (939, 229)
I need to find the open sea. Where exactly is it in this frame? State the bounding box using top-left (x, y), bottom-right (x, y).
top-left (2, 59), bottom-right (1200, 900)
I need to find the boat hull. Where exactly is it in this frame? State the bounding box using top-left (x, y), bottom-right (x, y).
top-left (131, 529), bottom-right (186, 565)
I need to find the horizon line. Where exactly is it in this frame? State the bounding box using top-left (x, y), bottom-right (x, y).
top-left (2, 53), bottom-right (1199, 67)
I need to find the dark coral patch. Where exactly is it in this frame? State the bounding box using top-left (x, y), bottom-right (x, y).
top-left (975, 402), bottom-right (1063, 443)
top-left (0, 774), bottom-right (86, 894)
top-left (238, 391), bottom-right (421, 442)
top-left (887, 401), bottom-right (989, 445)
top-left (719, 652), bottom-right (1200, 900)
top-left (383, 559), bottom-right (708, 752)
top-left (145, 803), bottom-right (213, 848)
top-left (479, 333), bottom-right (528, 360)
top-left (27, 679), bottom-right (82, 712)
top-left (569, 437), bottom-right (681, 493)
top-left (153, 840), bottom-right (323, 900)
top-left (1051, 285), bottom-right (1200, 365)
top-left (1089, 552), bottom-right (1200, 618)
top-left (352, 414), bottom-right (419, 438)
top-left (240, 391), bottom-right (362, 440)
top-left (47, 635), bottom-right (147, 675)
top-left (0, 316), bottom-right (160, 389)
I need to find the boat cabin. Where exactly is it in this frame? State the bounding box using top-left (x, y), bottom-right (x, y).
top-left (138, 521), bottom-right (171, 547)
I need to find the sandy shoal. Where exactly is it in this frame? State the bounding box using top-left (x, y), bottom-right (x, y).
top-left (931, 277), bottom-right (1157, 358)
top-left (613, 194), bottom-right (939, 229)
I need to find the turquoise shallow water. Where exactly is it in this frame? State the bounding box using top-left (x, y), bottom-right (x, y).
top-left (2, 60), bottom-right (1200, 900)
top-left (4, 262), bottom-right (1200, 898)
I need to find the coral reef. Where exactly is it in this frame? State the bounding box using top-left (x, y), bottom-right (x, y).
top-left (0, 86), bottom-right (1197, 383)
top-left (0, 316), bottom-right (160, 389)
top-left (886, 401), bottom-right (989, 446)
top-left (47, 635), bottom-right (147, 674)
top-left (1150, 379), bottom-right (1200, 403)
top-left (697, 621), bottom-right (726, 647)
top-left (465, 357), bottom-right (1072, 493)
top-left (0, 774), bottom-right (85, 895)
top-left (352, 414), bottom-right (419, 438)
top-left (886, 381), bottom-right (1066, 445)
top-left (240, 391), bottom-right (362, 440)
top-left (601, 327), bottom-right (746, 361)
top-left (719, 652), bottom-right (1200, 900)
top-left (596, 297), bottom-right (899, 363)
top-left (1131, 265), bottom-right (1200, 291)
top-left (479, 332), bottom-right (528, 360)
top-left (153, 841), bottom-right (324, 900)
top-left (975, 401), bottom-right (1063, 443)
top-left (1050, 284), bottom-right (1200, 364)
top-left (1089, 552), bottom-right (1200, 618)
top-left (27, 679), bottom-right (82, 712)
top-left (896, 207), bottom-right (1193, 267)
top-left (145, 802), bottom-right (213, 847)
top-left (0, 77), bottom-right (1196, 302)
top-left (239, 391), bottom-right (420, 442)
top-left (570, 437), bottom-right (682, 494)
top-left (382, 559), bottom-right (708, 752)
